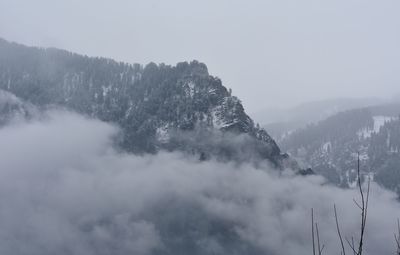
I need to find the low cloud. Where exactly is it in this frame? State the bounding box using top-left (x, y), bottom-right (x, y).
top-left (0, 110), bottom-right (399, 255)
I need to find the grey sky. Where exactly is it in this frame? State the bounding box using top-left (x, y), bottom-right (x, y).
top-left (1, 0), bottom-right (400, 113)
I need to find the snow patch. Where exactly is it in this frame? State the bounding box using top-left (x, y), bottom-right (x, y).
top-left (357, 116), bottom-right (397, 139)
top-left (373, 116), bottom-right (394, 133)
top-left (208, 88), bottom-right (217, 95)
top-left (102, 85), bottom-right (112, 97)
top-left (322, 141), bottom-right (331, 153)
top-left (359, 151), bottom-right (369, 161)
top-left (185, 81), bottom-right (196, 98)
top-left (211, 107), bottom-right (224, 129)
top-left (156, 124), bottom-right (170, 143)
top-left (211, 107), bottom-right (234, 129)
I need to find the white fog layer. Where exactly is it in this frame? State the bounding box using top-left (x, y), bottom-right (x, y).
top-left (0, 110), bottom-right (399, 255)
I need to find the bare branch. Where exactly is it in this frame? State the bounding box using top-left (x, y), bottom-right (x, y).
top-left (313, 153), bottom-right (371, 255)
top-left (312, 208), bottom-right (316, 255)
top-left (321, 244), bottom-right (325, 254)
top-left (356, 152), bottom-right (369, 255)
top-left (316, 222), bottom-right (323, 255)
top-left (334, 204), bottom-right (346, 255)
top-left (345, 237), bottom-right (357, 255)
top-left (395, 218), bottom-right (400, 255)
top-left (352, 199), bottom-right (362, 210)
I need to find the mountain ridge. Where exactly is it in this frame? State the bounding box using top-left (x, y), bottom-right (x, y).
top-left (279, 104), bottom-right (400, 192)
top-left (0, 38), bottom-right (295, 169)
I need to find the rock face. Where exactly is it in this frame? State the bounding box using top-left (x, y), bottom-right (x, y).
top-left (278, 104), bottom-right (400, 192)
top-left (0, 38), bottom-right (292, 168)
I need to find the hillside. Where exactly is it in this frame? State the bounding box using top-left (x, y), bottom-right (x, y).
top-left (0, 38), bottom-right (294, 168)
top-left (279, 104), bottom-right (400, 192)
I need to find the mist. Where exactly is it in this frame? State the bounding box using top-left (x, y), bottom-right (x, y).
top-left (1, 0), bottom-right (400, 112)
top-left (0, 110), bottom-right (398, 255)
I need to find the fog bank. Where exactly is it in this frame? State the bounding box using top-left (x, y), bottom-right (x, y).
top-left (0, 110), bottom-right (399, 254)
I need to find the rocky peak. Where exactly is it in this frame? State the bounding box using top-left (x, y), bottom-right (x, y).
top-left (0, 38), bottom-right (293, 169)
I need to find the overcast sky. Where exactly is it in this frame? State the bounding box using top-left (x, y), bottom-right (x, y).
top-left (1, 0), bottom-right (400, 113)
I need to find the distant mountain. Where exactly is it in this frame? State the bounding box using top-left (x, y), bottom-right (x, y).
top-left (279, 104), bottom-right (400, 192)
top-left (0, 38), bottom-right (295, 169)
top-left (257, 98), bottom-right (385, 140)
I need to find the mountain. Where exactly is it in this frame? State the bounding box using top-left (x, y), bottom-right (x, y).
top-left (256, 97), bottom-right (385, 125)
top-left (257, 98), bottom-right (385, 140)
top-left (279, 103), bottom-right (400, 192)
top-left (0, 38), bottom-right (294, 169)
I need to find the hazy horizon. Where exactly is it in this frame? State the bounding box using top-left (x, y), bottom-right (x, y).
top-left (1, 0), bottom-right (400, 113)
